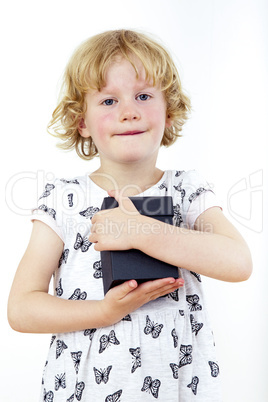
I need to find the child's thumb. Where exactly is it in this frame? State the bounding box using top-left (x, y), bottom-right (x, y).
top-left (107, 188), bottom-right (120, 201)
top-left (112, 280), bottom-right (138, 298)
top-left (107, 189), bottom-right (138, 214)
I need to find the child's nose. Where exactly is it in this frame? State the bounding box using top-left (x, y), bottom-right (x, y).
top-left (119, 102), bottom-right (141, 122)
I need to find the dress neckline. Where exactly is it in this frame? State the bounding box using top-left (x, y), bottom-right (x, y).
top-left (86, 170), bottom-right (168, 196)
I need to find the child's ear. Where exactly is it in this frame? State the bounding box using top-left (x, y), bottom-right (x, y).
top-left (165, 114), bottom-right (173, 128)
top-left (78, 118), bottom-right (90, 138)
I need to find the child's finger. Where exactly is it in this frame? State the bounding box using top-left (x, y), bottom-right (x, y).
top-left (107, 280), bottom-right (138, 300)
top-left (149, 278), bottom-right (184, 299)
top-left (107, 188), bottom-right (119, 200)
top-left (140, 277), bottom-right (183, 293)
top-left (107, 189), bottom-right (138, 215)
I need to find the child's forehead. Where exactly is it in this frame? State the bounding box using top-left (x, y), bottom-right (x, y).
top-left (99, 55), bottom-right (156, 92)
top-left (105, 59), bottom-right (148, 85)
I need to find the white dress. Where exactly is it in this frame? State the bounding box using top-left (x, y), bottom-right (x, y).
top-left (32, 170), bottom-right (223, 402)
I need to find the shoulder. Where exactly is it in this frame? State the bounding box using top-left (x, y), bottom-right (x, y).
top-left (39, 175), bottom-right (88, 205)
top-left (164, 169), bottom-right (213, 193)
top-left (53, 176), bottom-right (88, 193)
top-left (164, 170), bottom-right (219, 229)
top-left (33, 174), bottom-right (88, 222)
top-left (37, 176), bottom-right (85, 201)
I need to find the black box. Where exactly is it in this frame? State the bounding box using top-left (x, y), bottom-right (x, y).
top-left (100, 196), bottom-right (179, 294)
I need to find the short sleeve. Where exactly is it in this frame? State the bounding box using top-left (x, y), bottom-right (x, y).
top-left (177, 170), bottom-right (222, 229)
top-left (30, 179), bottom-right (65, 242)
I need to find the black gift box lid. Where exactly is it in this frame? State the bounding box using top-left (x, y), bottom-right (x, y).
top-left (101, 196), bottom-right (174, 219)
top-left (100, 196), bottom-right (179, 294)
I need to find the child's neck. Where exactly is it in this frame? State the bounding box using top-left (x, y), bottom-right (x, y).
top-left (90, 162), bottom-right (164, 196)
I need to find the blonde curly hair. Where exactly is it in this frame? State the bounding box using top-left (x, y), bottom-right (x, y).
top-left (48, 29), bottom-right (191, 160)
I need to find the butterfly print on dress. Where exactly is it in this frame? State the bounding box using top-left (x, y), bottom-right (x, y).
top-left (38, 204), bottom-right (56, 220)
top-left (190, 271), bottom-right (202, 282)
top-left (42, 361), bottom-right (48, 385)
top-left (69, 288), bottom-right (87, 300)
top-left (56, 340), bottom-right (68, 359)
top-left (144, 315), bottom-right (163, 339)
top-left (129, 347), bottom-right (141, 373)
top-left (71, 351), bottom-right (82, 374)
top-left (66, 384), bottom-right (85, 401)
top-left (39, 183), bottom-right (55, 199)
top-left (74, 233), bottom-right (91, 252)
top-left (43, 388), bottom-right (54, 402)
top-left (173, 181), bottom-right (186, 203)
top-left (208, 361), bottom-right (220, 377)
top-left (105, 389), bottom-right (122, 402)
top-left (175, 170), bottom-right (184, 177)
top-left (93, 260), bottom-right (102, 279)
top-left (68, 193), bottom-right (73, 207)
top-left (187, 376), bottom-right (199, 395)
top-left (79, 206), bottom-right (100, 219)
top-left (55, 278), bottom-right (63, 297)
top-left (75, 381), bottom-right (85, 401)
top-left (158, 182), bottom-right (168, 192)
top-left (170, 363), bottom-right (179, 379)
top-left (166, 289), bottom-right (179, 301)
top-left (190, 314), bottom-right (203, 336)
top-left (60, 178), bottom-right (80, 185)
top-left (171, 328), bottom-right (178, 348)
top-left (141, 376), bottom-right (161, 399)
top-left (58, 249), bottom-right (69, 267)
top-left (188, 187), bottom-right (207, 203)
top-left (122, 314), bottom-right (132, 321)
top-left (84, 328), bottom-right (96, 340)
top-left (173, 204), bottom-right (183, 227)
top-left (179, 344), bottom-right (193, 368)
top-left (50, 335), bottom-right (56, 348)
top-left (55, 373), bottom-right (66, 391)
top-left (186, 294), bottom-right (202, 311)
top-left (99, 330), bottom-right (120, 353)
top-left (93, 365), bottom-right (112, 384)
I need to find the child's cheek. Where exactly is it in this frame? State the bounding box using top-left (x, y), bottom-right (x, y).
top-left (96, 114), bottom-right (114, 137)
top-left (150, 107), bottom-right (167, 129)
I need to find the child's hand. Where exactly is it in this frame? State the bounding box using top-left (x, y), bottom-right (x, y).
top-left (89, 189), bottom-right (143, 251)
top-left (99, 277), bottom-right (184, 326)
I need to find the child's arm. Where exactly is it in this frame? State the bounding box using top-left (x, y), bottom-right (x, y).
top-left (137, 206), bottom-right (252, 282)
top-left (90, 195), bottom-right (252, 282)
top-left (8, 220), bottom-right (183, 334)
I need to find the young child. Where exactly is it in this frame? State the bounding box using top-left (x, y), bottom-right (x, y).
top-left (8, 30), bottom-right (252, 401)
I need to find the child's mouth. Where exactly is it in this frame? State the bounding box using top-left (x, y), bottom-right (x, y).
top-left (117, 131), bottom-right (145, 136)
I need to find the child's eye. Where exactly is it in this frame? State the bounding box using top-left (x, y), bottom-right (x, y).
top-left (102, 99), bottom-right (116, 106)
top-left (137, 94), bottom-right (151, 101)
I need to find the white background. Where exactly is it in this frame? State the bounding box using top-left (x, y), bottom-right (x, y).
top-left (2, 0), bottom-right (267, 401)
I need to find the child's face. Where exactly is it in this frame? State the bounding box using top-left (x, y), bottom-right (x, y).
top-left (79, 56), bottom-right (171, 168)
